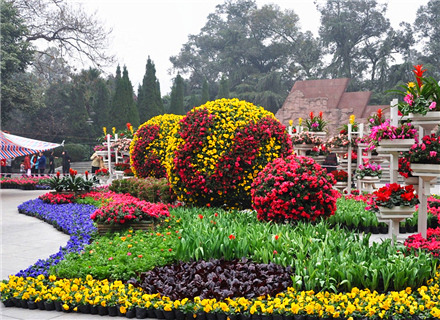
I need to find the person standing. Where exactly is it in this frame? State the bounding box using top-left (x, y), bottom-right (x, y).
top-left (24, 155), bottom-right (31, 176)
top-left (61, 150), bottom-right (71, 175)
top-left (48, 151), bottom-right (57, 174)
top-left (37, 152), bottom-right (47, 176)
top-left (90, 152), bottom-right (100, 173)
top-left (5, 157), bottom-right (13, 177)
top-left (30, 153), bottom-right (39, 176)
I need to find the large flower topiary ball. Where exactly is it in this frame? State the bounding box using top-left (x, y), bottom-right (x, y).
top-left (130, 114), bottom-right (183, 178)
top-left (251, 154), bottom-right (338, 222)
top-left (165, 98), bottom-right (293, 209)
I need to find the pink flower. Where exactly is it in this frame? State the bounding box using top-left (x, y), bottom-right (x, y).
top-left (108, 257), bottom-right (113, 261)
top-left (404, 93), bottom-right (413, 106)
top-left (127, 252), bottom-right (132, 256)
top-left (430, 151), bottom-right (437, 158)
top-left (429, 101), bottom-right (437, 110)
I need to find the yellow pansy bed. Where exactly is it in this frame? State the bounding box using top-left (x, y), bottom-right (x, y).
top-left (1, 273), bottom-right (440, 319)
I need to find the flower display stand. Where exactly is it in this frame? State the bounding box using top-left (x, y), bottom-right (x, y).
top-left (95, 151), bottom-right (107, 157)
top-left (311, 155), bottom-right (326, 164)
top-left (376, 139), bottom-right (415, 184)
top-left (377, 206), bottom-right (416, 245)
top-left (293, 144), bottom-right (314, 156)
top-left (309, 131), bottom-right (327, 139)
top-left (331, 147), bottom-right (348, 155)
top-left (410, 163), bottom-right (440, 238)
top-left (96, 221), bottom-right (155, 235)
top-left (409, 111), bottom-right (440, 132)
top-left (334, 181), bottom-right (348, 193)
top-left (114, 170), bottom-right (124, 180)
top-left (359, 176), bottom-right (380, 193)
top-left (404, 176), bottom-right (419, 187)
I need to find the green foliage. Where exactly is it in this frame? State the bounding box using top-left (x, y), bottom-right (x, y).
top-left (50, 227), bottom-right (179, 281)
top-left (63, 143), bottom-right (89, 161)
top-left (109, 177), bottom-right (176, 204)
top-left (172, 204), bottom-right (436, 293)
top-left (0, 0), bottom-right (36, 124)
top-left (110, 65), bottom-right (140, 128)
top-left (169, 74), bottom-right (185, 115)
top-left (137, 57), bottom-right (164, 121)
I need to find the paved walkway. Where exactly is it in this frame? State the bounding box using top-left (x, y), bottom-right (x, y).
top-left (0, 189), bottom-right (118, 320)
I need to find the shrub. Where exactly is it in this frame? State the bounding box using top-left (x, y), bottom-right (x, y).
top-left (251, 154), bottom-right (337, 222)
top-left (109, 177), bottom-right (176, 204)
top-left (130, 114), bottom-right (183, 178)
top-left (165, 98), bottom-right (292, 209)
top-left (63, 143), bottom-right (89, 161)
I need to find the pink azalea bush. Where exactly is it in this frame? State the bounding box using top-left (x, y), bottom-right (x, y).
top-left (367, 120), bottom-right (418, 149)
top-left (90, 191), bottom-right (170, 225)
top-left (251, 154), bottom-right (338, 222)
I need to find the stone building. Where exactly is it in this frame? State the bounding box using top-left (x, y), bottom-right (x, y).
top-left (275, 78), bottom-right (389, 136)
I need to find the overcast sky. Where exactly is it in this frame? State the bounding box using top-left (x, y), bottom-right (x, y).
top-left (72, 0), bottom-right (427, 95)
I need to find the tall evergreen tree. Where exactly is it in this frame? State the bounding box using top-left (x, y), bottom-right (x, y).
top-left (110, 65), bottom-right (139, 129)
top-left (92, 78), bottom-right (111, 133)
top-left (169, 74), bottom-right (185, 115)
top-left (137, 57), bottom-right (164, 121)
top-left (217, 75), bottom-right (229, 99)
top-left (201, 79), bottom-right (210, 104)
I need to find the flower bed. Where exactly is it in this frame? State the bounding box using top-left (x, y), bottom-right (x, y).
top-left (0, 176), bottom-right (51, 190)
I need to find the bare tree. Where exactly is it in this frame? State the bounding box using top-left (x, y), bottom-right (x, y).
top-left (11, 0), bottom-right (114, 72)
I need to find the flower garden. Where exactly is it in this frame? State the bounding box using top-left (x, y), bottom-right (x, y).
top-left (1, 90), bottom-right (440, 320)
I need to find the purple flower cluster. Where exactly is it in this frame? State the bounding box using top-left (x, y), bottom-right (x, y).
top-left (15, 199), bottom-right (97, 277)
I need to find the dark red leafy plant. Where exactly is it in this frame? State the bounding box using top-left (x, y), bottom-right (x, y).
top-left (129, 258), bottom-right (292, 300)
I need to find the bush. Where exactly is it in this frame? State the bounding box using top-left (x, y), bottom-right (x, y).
top-left (109, 177), bottom-right (176, 204)
top-left (130, 114), bottom-right (183, 178)
top-left (63, 143), bottom-right (89, 162)
top-left (165, 98), bottom-right (292, 209)
top-left (251, 154), bottom-right (338, 222)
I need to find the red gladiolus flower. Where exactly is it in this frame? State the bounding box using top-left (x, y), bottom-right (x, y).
top-left (319, 111), bottom-right (323, 119)
top-left (413, 64), bottom-right (427, 88)
top-left (310, 111), bottom-right (314, 120)
top-left (85, 171), bottom-right (89, 178)
top-left (56, 171), bottom-right (60, 177)
top-left (275, 235), bottom-right (279, 240)
top-left (126, 122), bottom-right (132, 130)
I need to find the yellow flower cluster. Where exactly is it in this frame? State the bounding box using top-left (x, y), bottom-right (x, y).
top-left (2, 272), bottom-right (440, 318)
top-left (164, 98), bottom-right (292, 208)
top-left (129, 114), bottom-right (183, 178)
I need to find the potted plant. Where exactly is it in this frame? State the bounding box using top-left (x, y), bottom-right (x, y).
top-left (390, 64), bottom-right (440, 116)
top-left (330, 170), bottom-right (348, 193)
top-left (369, 120), bottom-right (418, 150)
top-left (408, 133), bottom-right (440, 177)
top-left (304, 111), bottom-right (327, 135)
top-left (356, 163), bottom-right (382, 180)
top-left (95, 168), bottom-right (110, 184)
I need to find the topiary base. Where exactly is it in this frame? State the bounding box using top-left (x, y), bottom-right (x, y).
top-left (96, 221), bottom-right (154, 235)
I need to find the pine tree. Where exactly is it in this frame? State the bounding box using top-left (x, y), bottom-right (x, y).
top-left (201, 79), bottom-right (210, 104)
top-left (217, 75), bottom-right (229, 99)
top-left (137, 57), bottom-right (164, 121)
top-left (169, 74), bottom-right (185, 115)
top-left (110, 65), bottom-right (140, 129)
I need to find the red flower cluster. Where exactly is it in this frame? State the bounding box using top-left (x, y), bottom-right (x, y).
top-left (405, 227), bottom-right (440, 257)
top-left (373, 183), bottom-right (418, 209)
top-left (90, 193), bottom-right (170, 225)
top-left (39, 192), bottom-right (76, 204)
top-left (251, 154), bottom-right (338, 222)
top-left (329, 170), bottom-right (348, 182)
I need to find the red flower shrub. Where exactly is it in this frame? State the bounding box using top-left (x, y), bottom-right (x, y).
top-left (251, 154), bottom-right (338, 222)
top-left (330, 170), bottom-right (348, 182)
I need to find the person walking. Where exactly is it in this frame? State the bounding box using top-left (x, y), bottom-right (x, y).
top-left (37, 152), bottom-right (47, 176)
top-left (5, 157), bottom-right (13, 177)
top-left (24, 155), bottom-right (31, 177)
top-left (48, 151), bottom-right (56, 174)
top-left (61, 150), bottom-right (71, 175)
top-left (90, 152), bottom-right (100, 173)
top-left (30, 153), bottom-right (39, 176)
